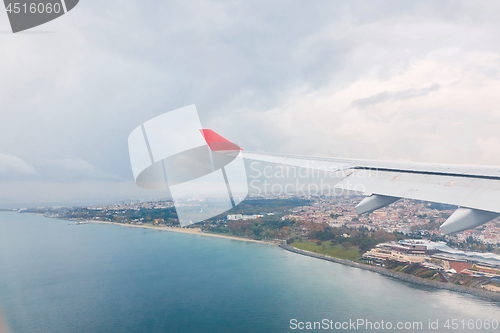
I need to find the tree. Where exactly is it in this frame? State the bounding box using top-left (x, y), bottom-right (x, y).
top-left (342, 241), bottom-right (352, 250)
top-left (358, 238), bottom-right (377, 253)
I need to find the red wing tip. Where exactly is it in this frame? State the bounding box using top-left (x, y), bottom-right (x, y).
top-left (200, 129), bottom-right (243, 151)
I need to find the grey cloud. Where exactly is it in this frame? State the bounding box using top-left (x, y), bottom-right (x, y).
top-left (1, 0), bottom-right (500, 205)
top-left (351, 83), bottom-right (441, 109)
top-left (0, 180), bottom-right (167, 208)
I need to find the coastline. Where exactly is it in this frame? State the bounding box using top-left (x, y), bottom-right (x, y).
top-left (279, 244), bottom-right (500, 303)
top-left (60, 216), bottom-right (500, 303)
top-left (86, 220), bottom-right (272, 245)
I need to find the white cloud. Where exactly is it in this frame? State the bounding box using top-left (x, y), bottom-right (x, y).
top-left (225, 50), bottom-right (500, 165)
top-left (36, 158), bottom-right (115, 180)
top-left (0, 153), bottom-right (36, 175)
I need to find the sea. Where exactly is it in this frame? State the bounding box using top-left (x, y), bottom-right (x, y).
top-left (0, 212), bottom-right (499, 333)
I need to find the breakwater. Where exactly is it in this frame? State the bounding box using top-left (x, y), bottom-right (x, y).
top-left (279, 244), bottom-right (500, 302)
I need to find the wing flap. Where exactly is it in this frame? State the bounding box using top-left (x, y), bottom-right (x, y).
top-left (335, 169), bottom-right (500, 214)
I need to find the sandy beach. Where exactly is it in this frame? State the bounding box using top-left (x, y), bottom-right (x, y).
top-left (86, 220), bottom-right (272, 244)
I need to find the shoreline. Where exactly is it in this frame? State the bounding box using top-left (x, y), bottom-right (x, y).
top-left (279, 244), bottom-right (500, 303)
top-left (85, 220), bottom-right (273, 245)
top-left (59, 215), bottom-right (500, 303)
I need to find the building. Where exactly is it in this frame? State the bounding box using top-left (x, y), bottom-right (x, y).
top-left (363, 239), bottom-right (500, 276)
top-left (226, 214), bottom-right (264, 221)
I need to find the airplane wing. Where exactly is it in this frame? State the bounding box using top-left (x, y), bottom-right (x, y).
top-left (129, 108), bottom-right (500, 233)
top-left (235, 150), bottom-right (500, 235)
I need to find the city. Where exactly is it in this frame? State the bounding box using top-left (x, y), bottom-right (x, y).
top-left (17, 193), bottom-right (500, 298)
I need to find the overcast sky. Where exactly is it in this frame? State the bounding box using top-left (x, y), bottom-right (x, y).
top-left (1, 0), bottom-right (500, 207)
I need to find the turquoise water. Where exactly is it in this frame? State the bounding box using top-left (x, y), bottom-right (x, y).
top-left (0, 212), bottom-right (499, 332)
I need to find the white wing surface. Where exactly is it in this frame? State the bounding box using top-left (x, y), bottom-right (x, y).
top-left (241, 150), bottom-right (500, 234)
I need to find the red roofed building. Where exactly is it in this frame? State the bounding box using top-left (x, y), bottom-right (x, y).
top-left (449, 261), bottom-right (472, 273)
